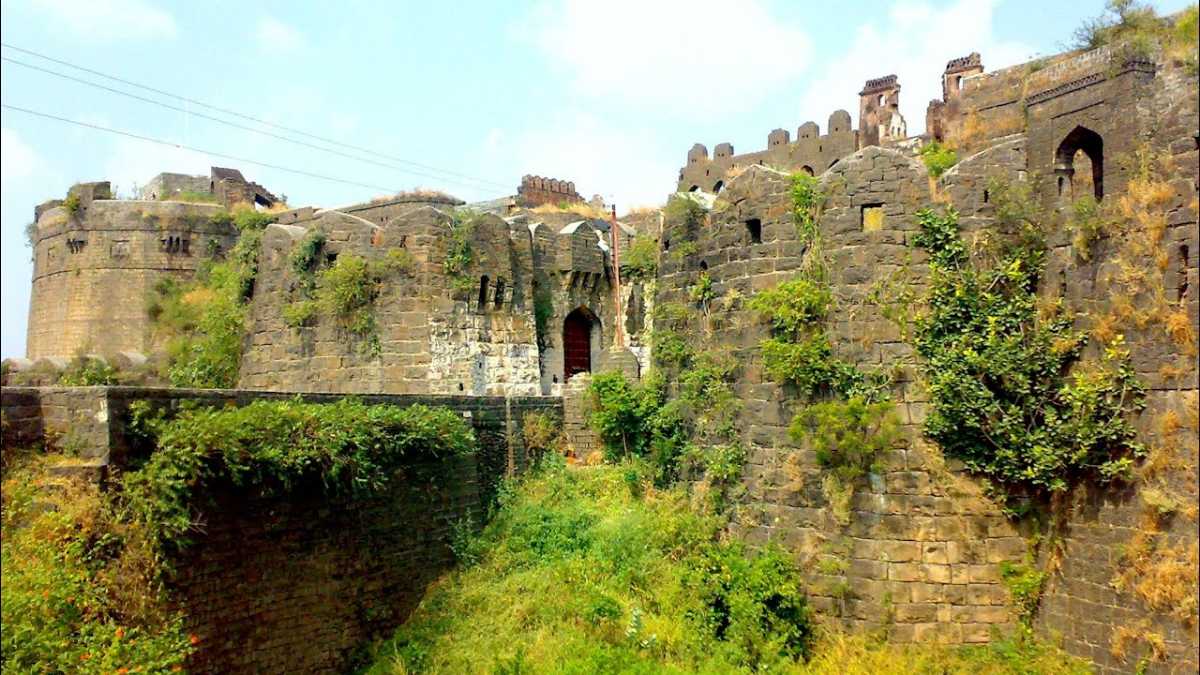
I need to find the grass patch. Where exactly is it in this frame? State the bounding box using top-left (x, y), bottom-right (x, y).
top-left (365, 460), bottom-right (813, 673)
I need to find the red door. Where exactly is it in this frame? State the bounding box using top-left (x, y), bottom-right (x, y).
top-left (563, 309), bottom-right (592, 381)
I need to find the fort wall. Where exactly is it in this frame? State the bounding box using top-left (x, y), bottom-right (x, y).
top-left (0, 386), bottom-right (561, 673)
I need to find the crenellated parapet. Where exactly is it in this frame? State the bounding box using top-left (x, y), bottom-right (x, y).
top-left (517, 174), bottom-right (583, 207)
top-left (677, 109), bottom-right (859, 193)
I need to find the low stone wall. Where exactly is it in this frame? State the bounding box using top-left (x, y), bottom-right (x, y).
top-left (0, 385), bottom-right (561, 673)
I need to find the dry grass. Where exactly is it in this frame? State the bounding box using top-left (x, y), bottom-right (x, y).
top-left (1109, 621), bottom-right (1167, 664)
top-left (530, 201), bottom-right (608, 219)
top-left (369, 188), bottom-right (457, 204)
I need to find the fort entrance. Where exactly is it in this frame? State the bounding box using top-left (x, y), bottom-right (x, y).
top-left (563, 307), bottom-right (598, 382)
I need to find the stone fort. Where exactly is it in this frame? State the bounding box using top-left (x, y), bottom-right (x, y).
top-left (5, 32), bottom-right (1199, 675)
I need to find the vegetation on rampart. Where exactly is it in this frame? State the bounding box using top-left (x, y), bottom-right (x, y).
top-left (366, 459), bottom-right (1089, 674)
top-left (123, 399), bottom-right (475, 554)
top-left (911, 206), bottom-right (1145, 497)
top-left (147, 206), bottom-right (274, 388)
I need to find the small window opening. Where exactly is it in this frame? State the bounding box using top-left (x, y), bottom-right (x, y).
top-left (478, 275), bottom-right (489, 308)
top-left (861, 203), bottom-right (885, 231)
top-left (1180, 244), bottom-right (1191, 301)
top-left (398, 234), bottom-right (408, 248)
top-left (746, 218), bottom-right (762, 243)
top-left (458, 382), bottom-right (464, 391)
top-left (663, 238), bottom-right (670, 252)
top-left (983, 189), bottom-right (990, 204)
top-left (325, 252), bottom-right (338, 266)
top-left (713, 180), bottom-right (724, 193)
top-left (700, 260), bottom-right (708, 271)
top-left (494, 278), bottom-right (506, 309)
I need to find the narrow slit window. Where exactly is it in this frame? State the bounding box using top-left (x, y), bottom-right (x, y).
top-left (494, 278), bottom-right (506, 309)
top-left (478, 275), bottom-right (489, 308)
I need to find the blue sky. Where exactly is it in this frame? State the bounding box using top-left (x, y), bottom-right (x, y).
top-left (1, 0), bottom-right (1191, 358)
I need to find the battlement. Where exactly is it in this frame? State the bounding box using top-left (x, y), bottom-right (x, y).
top-left (859, 74), bottom-right (899, 95)
top-left (945, 52), bottom-right (982, 73)
top-left (518, 175), bottom-right (583, 207)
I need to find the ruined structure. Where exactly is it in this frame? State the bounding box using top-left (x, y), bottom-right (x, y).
top-left (517, 174), bottom-right (583, 207)
top-left (6, 30), bottom-right (1199, 675)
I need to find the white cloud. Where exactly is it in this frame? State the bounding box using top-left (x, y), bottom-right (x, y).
top-left (1, 128), bottom-right (48, 182)
top-left (796, 0), bottom-right (1036, 136)
top-left (516, 0), bottom-right (812, 116)
top-left (102, 136), bottom-right (212, 197)
top-left (256, 16), bottom-right (304, 54)
top-left (485, 112), bottom-right (676, 209)
top-left (30, 0), bottom-right (176, 41)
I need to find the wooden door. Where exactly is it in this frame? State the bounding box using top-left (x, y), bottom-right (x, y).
top-left (563, 310), bottom-right (592, 381)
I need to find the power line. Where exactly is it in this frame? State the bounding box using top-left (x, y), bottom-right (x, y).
top-left (0, 42), bottom-right (513, 192)
top-left (1, 55), bottom-right (505, 193)
top-left (2, 103), bottom-right (405, 195)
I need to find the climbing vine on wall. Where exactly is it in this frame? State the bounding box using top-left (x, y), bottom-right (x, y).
top-left (911, 206), bottom-right (1146, 497)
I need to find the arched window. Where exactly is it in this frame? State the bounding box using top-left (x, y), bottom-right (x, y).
top-left (1054, 126), bottom-right (1104, 201)
top-left (478, 275), bottom-right (489, 308)
top-left (493, 278), bottom-right (506, 309)
top-left (713, 180), bottom-right (724, 193)
top-left (799, 165), bottom-right (814, 177)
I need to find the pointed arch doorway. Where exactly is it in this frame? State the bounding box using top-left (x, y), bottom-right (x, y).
top-left (563, 307), bottom-right (600, 382)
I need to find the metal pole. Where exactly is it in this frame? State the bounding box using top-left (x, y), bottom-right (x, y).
top-left (610, 204), bottom-right (624, 348)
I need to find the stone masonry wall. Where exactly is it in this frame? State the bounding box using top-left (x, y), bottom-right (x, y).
top-left (26, 199), bottom-right (236, 360)
top-left (0, 385), bottom-right (561, 673)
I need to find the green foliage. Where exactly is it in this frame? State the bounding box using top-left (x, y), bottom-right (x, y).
top-left (57, 356), bottom-right (120, 386)
top-left (2, 453), bottom-right (192, 673)
top-left (443, 209), bottom-right (478, 277)
top-left (588, 371), bottom-right (670, 461)
top-left (663, 195), bottom-right (707, 230)
top-left (918, 141), bottom-right (958, 178)
top-left (533, 283), bottom-right (554, 349)
top-left (668, 240), bottom-right (699, 263)
top-left (289, 229), bottom-right (327, 286)
top-left (521, 411), bottom-right (563, 456)
top-left (24, 220), bottom-right (38, 249)
top-left (62, 193), bottom-right (81, 215)
top-left (911, 207), bottom-right (1146, 496)
top-left (121, 399), bottom-right (475, 554)
top-left (145, 209), bottom-right (273, 388)
top-left (748, 277), bottom-right (832, 341)
top-left (282, 300), bottom-right (318, 328)
top-left (622, 235), bottom-right (658, 281)
top-left (789, 398), bottom-right (900, 524)
top-left (986, 177), bottom-right (1039, 230)
top-left (365, 462), bottom-right (813, 673)
top-left (688, 541), bottom-right (812, 665)
top-left (689, 272), bottom-right (717, 308)
top-left (1066, 195), bottom-right (1109, 260)
top-left (789, 173), bottom-right (822, 243)
top-left (751, 276), bottom-right (887, 401)
top-left (1072, 0), bottom-right (1180, 59)
top-left (999, 560), bottom-right (1047, 630)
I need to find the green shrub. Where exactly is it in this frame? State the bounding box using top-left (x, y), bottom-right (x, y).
top-left (58, 356), bottom-right (120, 386)
top-left (121, 399), bottom-right (475, 554)
top-left (622, 236), bottom-right (658, 281)
top-left (588, 371), bottom-right (669, 460)
top-left (987, 177), bottom-right (1040, 230)
top-left (1, 453), bottom-right (192, 673)
top-left (521, 411), bottom-right (563, 455)
top-left (918, 141), bottom-right (958, 178)
top-left (282, 300), bottom-right (318, 328)
top-left (366, 462), bottom-right (813, 673)
top-left (689, 272), bottom-right (717, 308)
top-left (912, 207), bottom-right (1146, 496)
top-left (1000, 560), bottom-right (1047, 630)
top-left (443, 210), bottom-right (477, 277)
top-left (789, 397), bottom-right (900, 524)
top-left (62, 193), bottom-right (81, 215)
top-left (789, 173), bottom-right (822, 243)
top-left (167, 190), bottom-right (219, 204)
top-left (663, 195), bottom-right (707, 230)
top-left (289, 229), bottom-right (327, 282)
top-left (747, 277), bottom-right (832, 341)
top-left (1067, 195), bottom-right (1109, 260)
